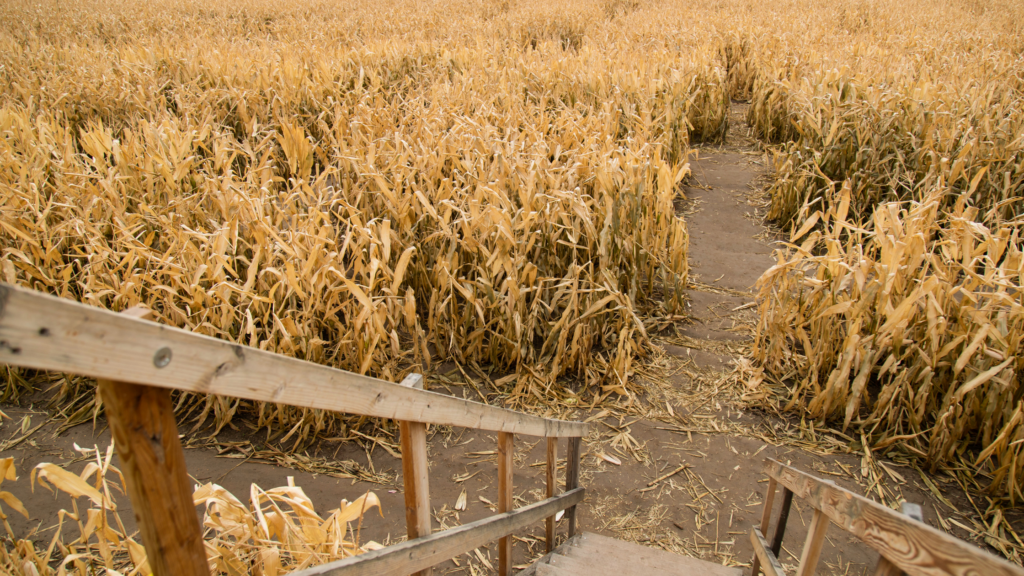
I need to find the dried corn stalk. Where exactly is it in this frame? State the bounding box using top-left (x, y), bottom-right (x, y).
top-left (0, 0), bottom-right (714, 434)
top-left (0, 450), bottom-right (383, 575)
top-left (754, 184), bottom-right (1024, 501)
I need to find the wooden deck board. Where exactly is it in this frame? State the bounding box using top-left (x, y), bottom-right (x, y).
top-left (523, 532), bottom-right (741, 576)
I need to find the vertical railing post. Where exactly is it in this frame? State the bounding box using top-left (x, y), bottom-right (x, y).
top-left (498, 431), bottom-right (514, 576)
top-left (398, 374), bottom-right (432, 576)
top-left (769, 487), bottom-right (794, 559)
top-left (97, 307), bottom-right (209, 576)
top-left (750, 476), bottom-right (777, 576)
top-left (795, 509), bottom-right (830, 576)
top-left (545, 437), bottom-right (558, 553)
top-left (564, 436), bottom-right (581, 538)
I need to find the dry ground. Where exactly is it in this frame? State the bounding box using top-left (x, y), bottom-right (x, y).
top-left (1, 102), bottom-right (1018, 575)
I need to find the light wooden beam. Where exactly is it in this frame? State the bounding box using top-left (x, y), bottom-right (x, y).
top-left (545, 437), bottom-right (557, 554)
top-left (750, 527), bottom-right (787, 576)
top-left (565, 437), bottom-right (581, 538)
top-left (97, 307), bottom-right (208, 576)
top-left (750, 476), bottom-right (777, 576)
top-left (399, 374), bottom-right (432, 576)
top-left (289, 488), bottom-right (585, 576)
top-left (498, 432), bottom-right (514, 576)
top-left (763, 459), bottom-right (1024, 576)
top-left (0, 283), bottom-right (587, 437)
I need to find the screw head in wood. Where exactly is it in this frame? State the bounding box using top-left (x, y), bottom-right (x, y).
top-left (153, 347), bottom-right (172, 368)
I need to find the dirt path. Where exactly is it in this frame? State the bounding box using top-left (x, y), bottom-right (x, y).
top-left (0, 103), bottom-right (999, 575)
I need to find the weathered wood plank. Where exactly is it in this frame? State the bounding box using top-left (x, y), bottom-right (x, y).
top-left (795, 509), bottom-right (829, 576)
top-left (751, 527), bottom-right (787, 576)
top-left (770, 487), bottom-right (794, 558)
top-left (763, 459), bottom-right (1024, 576)
top-left (0, 283), bottom-right (587, 437)
top-left (498, 431), bottom-right (514, 576)
top-left (562, 531), bottom-right (743, 576)
top-left (565, 437), bottom-right (582, 539)
top-left (750, 476), bottom-right (777, 576)
top-left (546, 437), bottom-right (557, 554)
top-left (873, 558), bottom-right (903, 576)
top-left (99, 379), bottom-right (210, 575)
top-left (97, 307), bottom-right (208, 576)
top-left (399, 373), bottom-right (432, 576)
top-left (289, 488), bottom-right (585, 576)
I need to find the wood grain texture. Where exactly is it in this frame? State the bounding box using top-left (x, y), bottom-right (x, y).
top-left (873, 558), bottom-right (904, 576)
top-left (565, 437), bottom-right (582, 539)
top-left (770, 487), bottom-right (794, 558)
top-left (498, 432), bottom-right (514, 576)
top-left (763, 459), bottom-right (1024, 576)
top-left (559, 531), bottom-right (742, 576)
top-left (751, 476), bottom-right (778, 576)
top-left (399, 374), bottom-right (432, 576)
top-left (795, 509), bottom-right (829, 576)
top-left (98, 379), bottom-right (209, 576)
top-left (0, 283), bottom-right (587, 437)
top-left (546, 437), bottom-right (557, 554)
top-left (288, 488), bottom-right (585, 576)
top-left (750, 527), bottom-right (787, 576)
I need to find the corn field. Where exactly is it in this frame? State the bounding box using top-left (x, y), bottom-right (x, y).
top-left (738, 0), bottom-right (1024, 502)
top-left (3, 0), bottom-right (1024, 507)
top-left (0, 0), bottom-right (725, 437)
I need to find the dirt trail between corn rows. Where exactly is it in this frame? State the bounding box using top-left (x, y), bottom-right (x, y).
top-left (0, 103), bottom-right (992, 576)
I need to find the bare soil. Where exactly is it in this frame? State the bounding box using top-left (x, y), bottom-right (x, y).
top-left (0, 103), bottom-right (1008, 575)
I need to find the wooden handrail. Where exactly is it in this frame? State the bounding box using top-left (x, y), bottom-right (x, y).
top-left (758, 459), bottom-right (1024, 576)
top-left (0, 283), bottom-right (587, 437)
top-left (289, 488), bottom-right (586, 576)
top-left (0, 283), bottom-right (589, 576)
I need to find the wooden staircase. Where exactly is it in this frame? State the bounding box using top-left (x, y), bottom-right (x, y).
top-left (522, 532), bottom-right (741, 576)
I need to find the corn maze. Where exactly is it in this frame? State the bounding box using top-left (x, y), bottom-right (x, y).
top-left (2, 0), bottom-right (1024, 565)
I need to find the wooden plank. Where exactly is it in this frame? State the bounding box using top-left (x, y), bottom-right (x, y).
top-left (545, 437), bottom-right (557, 554)
top-left (873, 502), bottom-right (922, 576)
top-left (750, 476), bottom-right (777, 576)
top-left (770, 487), bottom-right (794, 558)
top-left (795, 509), bottom-right (829, 576)
top-left (564, 437), bottom-right (581, 539)
top-left (97, 306), bottom-right (208, 576)
top-left (0, 283), bottom-right (587, 438)
top-left (515, 534), bottom-right (584, 576)
top-left (399, 374), bottom-right (431, 576)
top-left (872, 558), bottom-right (903, 576)
top-left (561, 531), bottom-right (742, 576)
top-left (289, 488), bottom-right (585, 576)
top-left (498, 432), bottom-right (514, 576)
top-left (750, 527), bottom-right (787, 576)
top-left (763, 459), bottom-right (1024, 576)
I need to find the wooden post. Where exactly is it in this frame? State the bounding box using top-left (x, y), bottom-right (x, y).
top-left (795, 508), bottom-right (830, 576)
top-left (564, 437), bottom-right (581, 539)
top-left (398, 374), bottom-right (432, 576)
top-left (769, 487), bottom-right (793, 559)
top-left (750, 476), bottom-right (777, 576)
top-left (498, 432), bottom-right (514, 576)
top-left (97, 307), bottom-right (209, 576)
top-left (545, 437), bottom-right (558, 553)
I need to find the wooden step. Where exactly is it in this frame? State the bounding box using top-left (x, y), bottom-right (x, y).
top-left (522, 532), bottom-right (742, 576)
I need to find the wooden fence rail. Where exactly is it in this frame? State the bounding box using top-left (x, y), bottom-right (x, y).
top-left (750, 458), bottom-right (1024, 576)
top-left (0, 283), bottom-right (588, 576)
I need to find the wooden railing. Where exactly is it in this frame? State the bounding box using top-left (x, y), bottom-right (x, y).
top-left (0, 283), bottom-right (588, 576)
top-left (750, 458), bottom-right (1024, 576)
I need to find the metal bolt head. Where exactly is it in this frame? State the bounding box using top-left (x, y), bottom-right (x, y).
top-left (153, 347), bottom-right (172, 368)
